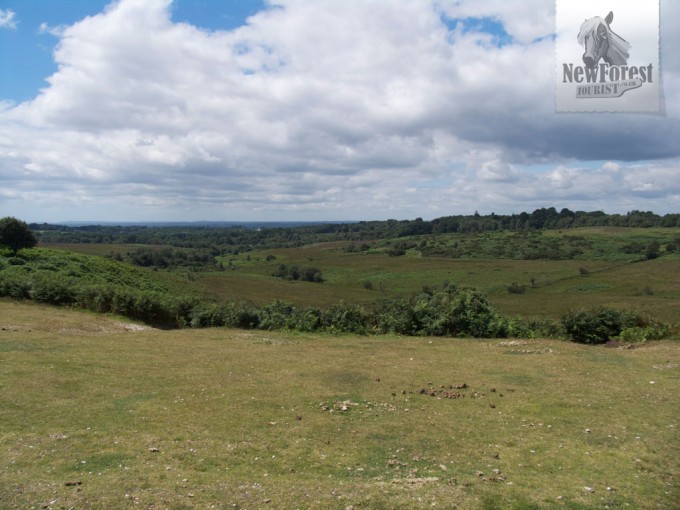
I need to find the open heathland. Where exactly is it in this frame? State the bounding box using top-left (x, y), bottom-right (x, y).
top-left (1, 301), bottom-right (678, 509)
top-left (16, 225), bottom-right (680, 321)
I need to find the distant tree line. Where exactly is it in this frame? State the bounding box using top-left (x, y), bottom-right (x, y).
top-left (30, 208), bottom-right (680, 254)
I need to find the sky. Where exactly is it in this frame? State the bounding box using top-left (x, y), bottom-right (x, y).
top-left (0, 0), bottom-right (678, 224)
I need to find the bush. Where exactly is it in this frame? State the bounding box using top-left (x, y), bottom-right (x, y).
top-left (618, 327), bottom-right (646, 342)
top-left (507, 282), bottom-right (527, 294)
top-left (561, 307), bottom-right (638, 344)
top-left (0, 272), bottom-right (32, 299)
top-left (372, 284), bottom-right (510, 338)
top-left (76, 286), bottom-right (116, 313)
top-left (412, 286), bottom-right (509, 338)
top-left (272, 263), bottom-right (323, 282)
top-left (322, 302), bottom-right (368, 334)
top-left (30, 273), bottom-right (77, 305)
top-left (222, 302), bottom-right (259, 329)
top-left (290, 307), bottom-right (323, 332)
top-left (190, 303), bottom-right (226, 328)
top-left (387, 247), bottom-right (406, 257)
top-left (374, 298), bottom-right (417, 335)
top-left (619, 313), bottom-right (672, 342)
top-left (511, 317), bottom-right (562, 339)
top-left (618, 326), bottom-right (667, 343)
top-left (259, 300), bottom-right (299, 330)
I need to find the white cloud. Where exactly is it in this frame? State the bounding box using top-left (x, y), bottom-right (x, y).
top-left (39, 22), bottom-right (67, 37)
top-left (0, 0), bottom-right (678, 222)
top-left (0, 9), bottom-right (17, 29)
top-left (436, 0), bottom-right (554, 44)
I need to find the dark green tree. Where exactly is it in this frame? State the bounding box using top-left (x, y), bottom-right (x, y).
top-left (0, 217), bottom-right (37, 255)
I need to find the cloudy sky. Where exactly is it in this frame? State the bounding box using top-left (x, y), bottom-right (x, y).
top-left (0, 0), bottom-right (678, 223)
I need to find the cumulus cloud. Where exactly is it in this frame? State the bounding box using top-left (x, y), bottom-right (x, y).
top-left (0, 0), bottom-right (678, 221)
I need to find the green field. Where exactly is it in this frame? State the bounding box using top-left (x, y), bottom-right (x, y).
top-left (165, 230), bottom-right (680, 322)
top-left (1, 301), bottom-right (678, 509)
top-left (38, 227), bottom-right (680, 326)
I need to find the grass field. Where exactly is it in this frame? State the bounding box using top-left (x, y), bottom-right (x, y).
top-left (200, 246), bottom-right (680, 323)
top-left (1, 300), bottom-right (678, 509)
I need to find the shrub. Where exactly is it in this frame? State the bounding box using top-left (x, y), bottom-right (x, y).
top-left (272, 263), bottom-right (323, 282)
top-left (0, 272), bottom-right (32, 299)
top-left (374, 298), bottom-right (417, 335)
top-left (30, 273), bottom-right (77, 305)
top-left (75, 286), bottom-right (116, 313)
top-left (561, 307), bottom-right (638, 344)
top-left (191, 303), bottom-right (225, 328)
top-left (105, 289), bottom-right (193, 328)
top-left (619, 313), bottom-right (672, 342)
top-left (290, 307), bottom-right (322, 332)
top-left (618, 327), bottom-right (664, 343)
top-left (620, 327), bottom-right (647, 342)
top-left (222, 302), bottom-right (259, 329)
top-left (507, 282), bottom-right (527, 294)
top-left (300, 267), bottom-right (324, 283)
top-left (322, 302), bottom-right (368, 334)
top-left (259, 300), bottom-right (299, 330)
top-left (645, 241), bottom-right (660, 260)
top-left (110, 291), bottom-right (135, 317)
top-left (413, 287), bottom-right (508, 338)
top-left (449, 289), bottom-right (509, 337)
top-left (513, 317), bottom-right (562, 339)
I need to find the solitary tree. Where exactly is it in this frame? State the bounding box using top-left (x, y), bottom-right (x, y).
top-left (0, 217), bottom-right (38, 255)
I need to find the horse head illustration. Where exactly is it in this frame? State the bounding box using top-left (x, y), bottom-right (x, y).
top-left (577, 11), bottom-right (630, 68)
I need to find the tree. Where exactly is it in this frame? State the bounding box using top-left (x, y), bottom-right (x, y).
top-left (0, 217), bottom-right (38, 255)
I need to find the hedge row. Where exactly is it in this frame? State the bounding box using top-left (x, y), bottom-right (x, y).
top-left (150, 284), bottom-right (531, 337)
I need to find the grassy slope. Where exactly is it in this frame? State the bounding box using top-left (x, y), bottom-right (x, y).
top-left (1, 301), bottom-right (678, 509)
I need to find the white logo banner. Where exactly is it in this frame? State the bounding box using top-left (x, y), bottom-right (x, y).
top-left (555, 0), bottom-right (660, 113)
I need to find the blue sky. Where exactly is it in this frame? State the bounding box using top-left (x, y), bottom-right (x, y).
top-left (0, 0), bottom-right (265, 102)
top-left (0, 0), bottom-right (678, 223)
